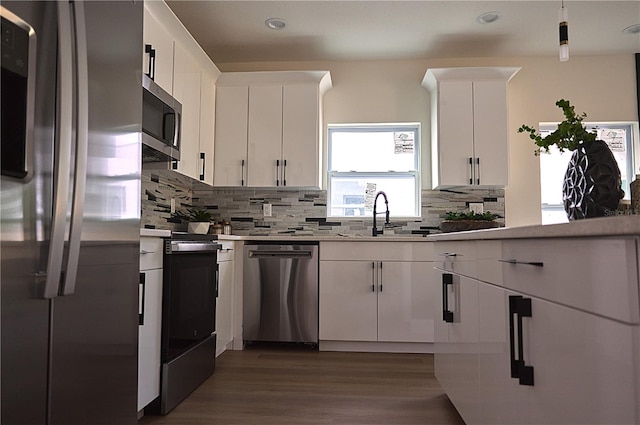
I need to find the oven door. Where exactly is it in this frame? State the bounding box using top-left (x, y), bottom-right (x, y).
top-left (162, 249), bottom-right (217, 362)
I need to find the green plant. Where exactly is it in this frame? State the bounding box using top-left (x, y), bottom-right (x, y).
top-left (518, 99), bottom-right (597, 155)
top-left (174, 208), bottom-right (212, 222)
top-left (444, 211), bottom-right (499, 221)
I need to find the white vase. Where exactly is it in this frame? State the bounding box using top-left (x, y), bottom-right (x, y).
top-left (188, 222), bottom-right (210, 234)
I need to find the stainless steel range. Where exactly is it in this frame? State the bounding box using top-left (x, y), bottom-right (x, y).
top-left (150, 232), bottom-right (221, 414)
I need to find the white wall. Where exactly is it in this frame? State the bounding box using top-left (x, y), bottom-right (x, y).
top-left (218, 54), bottom-right (637, 227)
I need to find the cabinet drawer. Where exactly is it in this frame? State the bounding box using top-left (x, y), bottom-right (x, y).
top-left (218, 241), bottom-right (234, 262)
top-left (320, 241), bottom-right (433, 261)
top-left (501, 238), bottom-right (639, 324)
top-left (140, 237), bottom-right (164, 271)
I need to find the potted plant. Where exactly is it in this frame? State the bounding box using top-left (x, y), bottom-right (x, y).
top-left (439, 211), bottom-right (501, 233)
top-left (518, 99), bottom-right (623, 220)
top-left (175, 208), bottom-right (213, 234)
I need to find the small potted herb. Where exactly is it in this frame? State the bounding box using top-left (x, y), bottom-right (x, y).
top-left (440, 211), bottom-right (501, 233)
top-left (175, 208), bottom-right (213, 234)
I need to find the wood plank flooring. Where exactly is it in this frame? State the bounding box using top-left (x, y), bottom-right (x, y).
top-left (138, 346), bottom-right (464, 425)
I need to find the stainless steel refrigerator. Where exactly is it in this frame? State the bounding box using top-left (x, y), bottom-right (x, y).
top-left (1, 1), bottom-right (142, 424)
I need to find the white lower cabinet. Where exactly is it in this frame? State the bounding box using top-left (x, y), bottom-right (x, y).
top-left (138, 237), bottom-right (163, 411)
top-left (434, 271), bottom-right (480, 425)
top-left (319, 242), bottom-right (436, 350)
top-left (434, 237), bottom-right (640, 425)
top-left (216, 241), bottom-right (235, 356)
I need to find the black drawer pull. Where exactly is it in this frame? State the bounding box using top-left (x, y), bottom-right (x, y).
top-left (499, 259), bottom-right (544, 267)
top-left (509, 295), bottom-right (534, 386)
top-left (442, 273), bottom-right (454, 323)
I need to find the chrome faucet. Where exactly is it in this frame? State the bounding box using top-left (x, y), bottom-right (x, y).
top-left (372, 191), bottom-right (390, 237)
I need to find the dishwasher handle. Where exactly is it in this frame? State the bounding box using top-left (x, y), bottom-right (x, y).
top-left (248, 250), bottom-right (314, 259)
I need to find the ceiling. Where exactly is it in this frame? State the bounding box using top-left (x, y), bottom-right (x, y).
top-left (165, 1), bottom-right (640, 64)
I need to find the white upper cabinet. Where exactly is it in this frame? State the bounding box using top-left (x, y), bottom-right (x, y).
top-left (247, 85), bottom-right (284, 186)
top-left (282, 84), bottom-right (321, 187)
top-left (214, 71), bottom-right (332, 188)
top-left (213, 86), bottom-right (249, 186)
top-left (143, 6), bottom-right (174, 93)
top-left (172, 42), bottom-right (201, 181)
top-left (143, 1), bottom-right (220, 185)
top-left (422, 67), bottom-right (520, 189)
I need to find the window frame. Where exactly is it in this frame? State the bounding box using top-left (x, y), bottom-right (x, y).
top-left (326, 123), bottom-right (421, 218)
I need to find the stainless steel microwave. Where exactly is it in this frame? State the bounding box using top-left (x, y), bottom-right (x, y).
top-left (142, 74), bottom-right (181, 162)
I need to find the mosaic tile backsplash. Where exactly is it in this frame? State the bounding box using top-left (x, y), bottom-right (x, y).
top-left (141, 170), bottom-right (505, 236)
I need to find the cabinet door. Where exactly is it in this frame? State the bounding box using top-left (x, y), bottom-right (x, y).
top-left (247, 85), bottom-right (283, 187)
top-left (214, 86), bottom-right (249, 186)
top-left (377, 261), bottom-right (435, 343)
top-left (319, 261), bottom-right (378, 341)
top-left (513, 290), bottom-right (639, 425)
top-left (138, 268), bottom-right (162, 410)
top-left (143, 5), bottom-right (174, 93)
top-left (436, 81), bottom-right (474, 187)
top-left (445, 273), bottom-right (480, 425)
top-left (478, 283), bottom-right (529, 425)
top-left (472, 81), bottom-right (508, 186)
top-left (172, 42), bottom-right (201, 181)
top-left (199, 69), bottom-right (216, 185)
top-left (216, 257), bottom-right (234, 356)
top-left (282, 84), bottom-right (319, 187)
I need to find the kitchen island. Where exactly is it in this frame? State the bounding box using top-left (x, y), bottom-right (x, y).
top-left (428, 215), bottom-right (640, 425)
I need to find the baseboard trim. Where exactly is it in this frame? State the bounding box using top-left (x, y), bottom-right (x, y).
top-left (319, 340), bottom-right (434, 353)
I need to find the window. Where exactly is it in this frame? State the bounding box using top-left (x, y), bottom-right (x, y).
top-left (327, 124), bottom-right (420, 217)
top-left (540, 123), bottom-right (638, 224)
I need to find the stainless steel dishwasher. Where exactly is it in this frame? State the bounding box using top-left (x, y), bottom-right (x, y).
top-left (243, 242), bottom-right (318, 345)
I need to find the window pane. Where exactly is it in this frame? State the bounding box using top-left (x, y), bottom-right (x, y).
top-left (329, 174), bottom-right (417, 217)
top-left (329, 129), bottom-right (417, 172)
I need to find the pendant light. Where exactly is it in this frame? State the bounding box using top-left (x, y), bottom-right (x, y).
top-left (559, 0), bottom-right (569, 61)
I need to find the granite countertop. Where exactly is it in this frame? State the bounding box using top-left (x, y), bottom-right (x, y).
top-left (428, 215), bottom-right (639, 241)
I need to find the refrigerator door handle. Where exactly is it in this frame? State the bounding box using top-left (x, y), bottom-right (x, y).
top-left (61, 0), bottom-right (88, 296)
top-left (43, 1), bottom-right (75, 299)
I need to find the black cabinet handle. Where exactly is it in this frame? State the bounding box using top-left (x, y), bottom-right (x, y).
top-left (276, 159), bottom-right (280, 186)
top-left (499, 259), bottom-right (544, 267)
top-left (509, 295), bottom-right (534, 386)
top-left (215, 264), bottom-right (220, 298)
top-left (241, 159), bottom-right (245, 186)
top-left (442, 273), bottom-right (454, 323)
top-left (371, 262), bottom-right (376, 292)
top-left (139, 272), bottom-right (146, 326)
top-left (199, 152), bottom-right (205, 181)
top-left (144, 44), bottom-right (155, 80)
top-left (468, 157), bottom-right (473, 185)
top-left (283, 159), bottom-right (287, 186)
top-left (379, 261), bottom-right (383, 292)
top-left (476, 157), bottom-right (480, 185)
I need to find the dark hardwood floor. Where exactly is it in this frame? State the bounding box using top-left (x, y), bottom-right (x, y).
top-left (139, 346), bottom-right (465, 425)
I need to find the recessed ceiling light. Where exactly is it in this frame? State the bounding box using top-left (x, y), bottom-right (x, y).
top-left (476, 11), bottom-right (500, 25)
top-left (265, 18), bottom-right (286, 30)
top-left (622, 24), bottom-right (640, 35)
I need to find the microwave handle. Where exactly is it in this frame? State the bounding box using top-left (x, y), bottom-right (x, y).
top-left (173, 112), bottom-right (181, 150)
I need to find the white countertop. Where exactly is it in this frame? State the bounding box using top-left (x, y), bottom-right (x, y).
top-left (428, 215), bottom-right (640, 241)
top-left (218, 234), bottom-right (430, 242)
top-left (140, 228), bottom-right (171, 238)
top-left (141, 215), bottom-right (639, 242)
